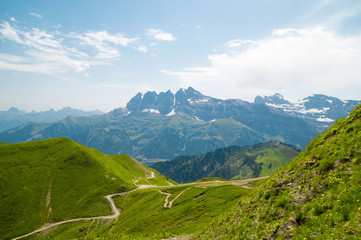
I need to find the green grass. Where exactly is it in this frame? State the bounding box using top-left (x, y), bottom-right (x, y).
top-left (196, 177), bottom-right (225, 182)
top-left (193, 104), bottom-right (361, 239)
top-left (0, 137), bottom-right (168, 240)
top-left (154, 141), bottom-right (300, 183)
top-left (254, 146), bottom-right (299, 177)
top-left (29, 184), bottom-right (251, 239)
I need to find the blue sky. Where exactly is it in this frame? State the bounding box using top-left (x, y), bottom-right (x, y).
top-left (0, 0), bottom-right (361, 112)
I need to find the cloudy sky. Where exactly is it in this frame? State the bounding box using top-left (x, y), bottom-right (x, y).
top-left (0, 0), bottom-right (361, 112)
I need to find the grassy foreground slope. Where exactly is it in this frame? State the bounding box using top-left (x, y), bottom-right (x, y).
top-left (24, 179), bottom-right (258, 240)
top-left (194, 104), bottom-right (361, 239)
top-left (0, 137), bottom-right (170, 240)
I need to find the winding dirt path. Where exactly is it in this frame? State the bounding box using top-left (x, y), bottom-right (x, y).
top-left (11, 173), bottom-right (267, 240)
top-left (158, 190), bottom-right (172, 208)
top-left (11, 191), bottom-right (133, 240)
top-left (166, 187), bottom-right (191, 208)
top-left (11, 172), bottom-right (156, 240)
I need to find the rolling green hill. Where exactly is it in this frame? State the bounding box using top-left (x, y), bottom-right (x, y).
top-left (0, 138), bottom-right (170, 240)
top-left (193, 104), bottom-right (361, 239)
top-left (152, 141), bottom-right (300, 183)
top-left (18, 178), bottom-right (260, 240)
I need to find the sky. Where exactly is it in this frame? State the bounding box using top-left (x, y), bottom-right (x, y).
top-left (0, 0), bottom-right (361, 112)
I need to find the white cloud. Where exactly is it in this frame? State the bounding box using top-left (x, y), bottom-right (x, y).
top-left (29, 12), bottom-right (43, 19)
top-left (301, 0), bottom-right (361, 31)
top-left (0, 21), bottom-right (92, 74)
top-left (0, 21), bottom-right (141, 75)
top-left (145, 28), bottom-right (176, 41)
top-left (162, 27), bottom-right (361, 101)
top-left (0, 53), bottom-right (24, 62)
top-left (10, 17), bottom-right (16, 22)
top-left (0, 21), bottom-right (22, 43)
top-left (24, 28), bottom-right (63, 49)
top-left (68, 31), bottom-right (138, 59)
top-left (82, 31), bottom-right (136, 46)
top-left (135, 45), bottom-right (148, 53)
top-left (225, 39), bottom-right (256, 48)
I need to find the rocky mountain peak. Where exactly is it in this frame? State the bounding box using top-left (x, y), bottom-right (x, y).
top-left (302, 94), bottom-right (343, 110)
top-left (126, 87), bottom-right (209, 115)
top-left (254, 93), bottom-right (290, 105)
top-left (8, 107), bottom-right (21, 112)
top-left (126, 92), bottom-right (143, 112)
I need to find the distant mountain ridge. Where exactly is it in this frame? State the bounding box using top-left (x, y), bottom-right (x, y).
top-left (0, 107), bottom-right (103, 132)
top-left (255, 93), bottom-right (361, 125)
top-left (0, 87), bottom-right (359, 164)
top-left (152, 141), bottom-right (300, 183)
top-left (125, 88), bottom-right (360, 128)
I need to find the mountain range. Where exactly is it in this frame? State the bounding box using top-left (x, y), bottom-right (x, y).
top-left (255, 93), bottom-right (360, 126)
top-left (0, 87), bottom-right (359, 164)
top-left (2, 102), bottom-right (360, 239)
top-left (0, 107), bottom-right (103, 132)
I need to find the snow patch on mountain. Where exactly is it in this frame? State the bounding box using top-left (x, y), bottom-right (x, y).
top-left (298, 108), bottom-right (325, 114)
top-left (166, 109), bottom-right (176, 116)
top-left (142, 109), bottom-right (160, 114)
top-left (187, 98), bottom-right (210, 105)
top-left (194, 116), bottom-right (202, 121)
top-left (255, 93), bottom-right (361, 125)
top-left (317, 117), bottom-right (334, 122)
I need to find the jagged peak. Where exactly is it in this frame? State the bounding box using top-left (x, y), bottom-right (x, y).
top-left (186, 86), bottom-right (200, 93)
top-left (8, 107), bottom-right (20, 112)
top-left (254, 93), bottom-right (289, 105)
top-left (273, 93), bottom-right (284, 99)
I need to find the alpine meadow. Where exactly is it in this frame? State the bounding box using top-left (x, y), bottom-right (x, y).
top-left (1, 1), bottom-right (361, 239)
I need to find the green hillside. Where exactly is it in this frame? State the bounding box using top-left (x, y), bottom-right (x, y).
top-left (20, 178), bottom-right (260, 240)
top-left (194, 104), bottom-right (361, 239)
top-left (0, 138), bottom-right (170, 240)
top-left (152, 141), bottom-right (300, 183)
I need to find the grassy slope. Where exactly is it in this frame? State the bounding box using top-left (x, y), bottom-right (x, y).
top-left (255, 143), bottom-right (300, 177)
top-left (194, 104), bottom-right (361, 239)
top-left (153, 141), bottom-right (300, 183)
top-left (0, 137), bottom-right (169, 240)
top-left (28, 183), bottom-right (251, 240)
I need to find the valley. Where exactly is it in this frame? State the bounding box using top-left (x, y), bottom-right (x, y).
top-left (0, 89), bottom-right (360, 240)
top-left (152, 141), bottom-right (300, 183)
top-left (1, 1), bottom-right (361, 239)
